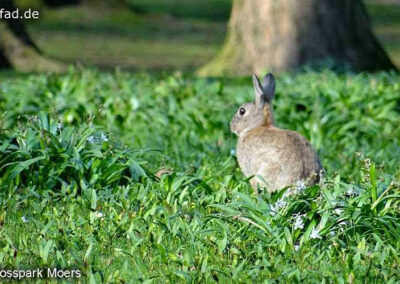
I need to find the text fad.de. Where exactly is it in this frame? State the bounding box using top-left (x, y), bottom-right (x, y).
top-left (0, 8), bottom-right (39, 20)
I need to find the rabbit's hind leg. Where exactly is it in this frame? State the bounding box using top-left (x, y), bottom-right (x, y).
top-left (251, 162), bottom-right (281, 193)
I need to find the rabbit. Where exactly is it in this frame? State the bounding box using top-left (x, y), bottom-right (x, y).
top-left (230, 73), bottom-right (322, 193)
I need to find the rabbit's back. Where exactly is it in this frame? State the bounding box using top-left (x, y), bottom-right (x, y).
top-left (237, 126), bottom-right (321, 191)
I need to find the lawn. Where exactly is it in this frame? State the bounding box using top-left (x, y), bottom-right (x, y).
top-left (21, 1), bottom-right (400, 71)
top-left (0, 69), bottom-right (400, 282)
top-left (26, 3), bottom-right (227, 71)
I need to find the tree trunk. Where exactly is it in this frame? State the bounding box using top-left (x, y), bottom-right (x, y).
top-left (199, 0), bottom-right (397, 76)
top-left (0, 0), bottom-right (65, 73)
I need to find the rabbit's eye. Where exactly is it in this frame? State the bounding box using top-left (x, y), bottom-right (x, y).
top-left (239, 108), bottom-right (246, 116)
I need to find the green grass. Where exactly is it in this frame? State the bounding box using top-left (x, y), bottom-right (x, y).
top-left (21, 1), bottom-right (400, 71)
top-left (127, 0), bottom-right (232, 20)
top-left (26, 4), bottom-right (226, 71)
top-left (1, 69), bottom-right (400, 282)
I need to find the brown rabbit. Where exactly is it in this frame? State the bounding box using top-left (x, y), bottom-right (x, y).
top-left (230, 74), bottom-right (322, 192)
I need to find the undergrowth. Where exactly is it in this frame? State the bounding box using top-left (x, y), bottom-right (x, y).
top-left (0, 69), bottom-right (399, 282)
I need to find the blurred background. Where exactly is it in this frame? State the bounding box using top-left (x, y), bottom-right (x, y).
top-left (3, 0), bottom-right (400, 73)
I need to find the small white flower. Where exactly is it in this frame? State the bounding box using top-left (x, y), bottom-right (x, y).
top-left (294, 180), bottom-right (306, 193)
top-left (334, 208), bottom-right (343, 215)
top-left (319, 169), bottom-right (324, 183)
top-left (230, 149), bottom-right (236, 156)
top-left (346, 185), bottom-right (360, 197)
top-left (269, 204), bottom-right (277, 216)
top-left (293, 215), bottom-right (304, 230)
top-left (282, 190), bottom-right (290, 198)
top-left (338, 221), bottom-right (347, 232)
top-left (310, 227), bottom-right (322, 239)
top-left (346, 187), bottom-right (355, 196)
top-left (294, 244), bottom-right (300, 251)
top-left (330, 231), bottom-right (336, 236)
top-left (21, 216), bottom-right (28, 223)
top-left (87, 136), bottom-right (96, 144)
top-left (275, 198), bottom-right (287, 209)
top-left (100, 133), bottom-right (108, 142)
top-left (57, 123), bottom-right (63, 131)
top-left (96, 211), bottom-right (104, 218)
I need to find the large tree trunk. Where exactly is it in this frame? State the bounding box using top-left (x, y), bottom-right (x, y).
top-left (0, 0), bottom-right (65, 72)
top-left (199, 0), bottom-right (397, 76)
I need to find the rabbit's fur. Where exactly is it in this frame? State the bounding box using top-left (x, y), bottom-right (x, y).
top-left (230, 74), bottom-right (322, 192)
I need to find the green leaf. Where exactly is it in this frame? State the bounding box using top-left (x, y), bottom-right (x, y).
top-left (91, 188), bottom-right (97, 210)
top-left (201, 254), bottom-right (208, 273)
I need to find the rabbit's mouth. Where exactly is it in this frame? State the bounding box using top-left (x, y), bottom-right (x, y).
top-left (230, 120), bottom-right (239, 136)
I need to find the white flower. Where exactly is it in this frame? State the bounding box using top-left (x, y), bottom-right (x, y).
top-left (294, 244), bottom-right (300, 251)
top-left (21, 216), bottom-right (28, 223)
top-left (310, 227), bottom-right (322, 239)
top-left (293, 215), bottom-right (304, 230)
top-left (338, 221), bottom-right (347, 232)
top-left (275, 198), bottom-right (287, 209)
top-left (269, 204), bottom-right (277, 216)
top-left (230, 149), bottom-right (236, 156)
top-left (87, 136), bottom-right (95, 144)
top-left (130, 98), bottom-right (139, 110)
top-left (294, 180), bottom-right (306, 193)
top-left (346, 186), bottom-right (359, 197)
top-left (330, 231), bottom-right (336, 236)
top-left (334, 208), bottom-right (343, 215)
top-left (96, 211), bottom-right (104, 218)
top-left (100, 133), bottom-right (108, 142)
top-left (57, 123), bottom-right (63, 131)
top-left (346, 187), bottom-right (355, 196)
top-left (319, 170), bottom-right (324, 183)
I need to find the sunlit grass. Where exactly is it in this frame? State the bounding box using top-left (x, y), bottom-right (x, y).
top-left (27, 4), bottom-right (226, 71)
top-left (0, 69), bottom-right (399, 281)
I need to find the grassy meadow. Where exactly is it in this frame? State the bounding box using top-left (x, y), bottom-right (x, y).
top-left (1, 69), bottom-right (400, 282)
top-left (1, 0), bottom-right (400, 283)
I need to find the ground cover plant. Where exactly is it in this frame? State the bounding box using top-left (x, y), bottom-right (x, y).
top-left (0, 69), bottom-right (400, 282)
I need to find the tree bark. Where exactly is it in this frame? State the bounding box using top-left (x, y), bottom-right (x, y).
top-left (199, 0), bottom-right (397, 76)
top-left (0, 0), bottom-right (65, 73)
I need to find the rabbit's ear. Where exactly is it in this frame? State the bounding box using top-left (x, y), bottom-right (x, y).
top-left (262, 73), bottom-right (275, 102)
top-left (253, 74), bottom-right (265, 108)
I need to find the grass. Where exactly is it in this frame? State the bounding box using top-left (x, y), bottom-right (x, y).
top-left (127, 0), bottom-right (232, 20)
top-left (21, 1), bottom-right (400, 71)
top-left (26, 4), bottom-right (226, 71)
top-left (1, 69), bottom-right (400, 282)
top-left (3, 1), bottom-right (400, 282)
